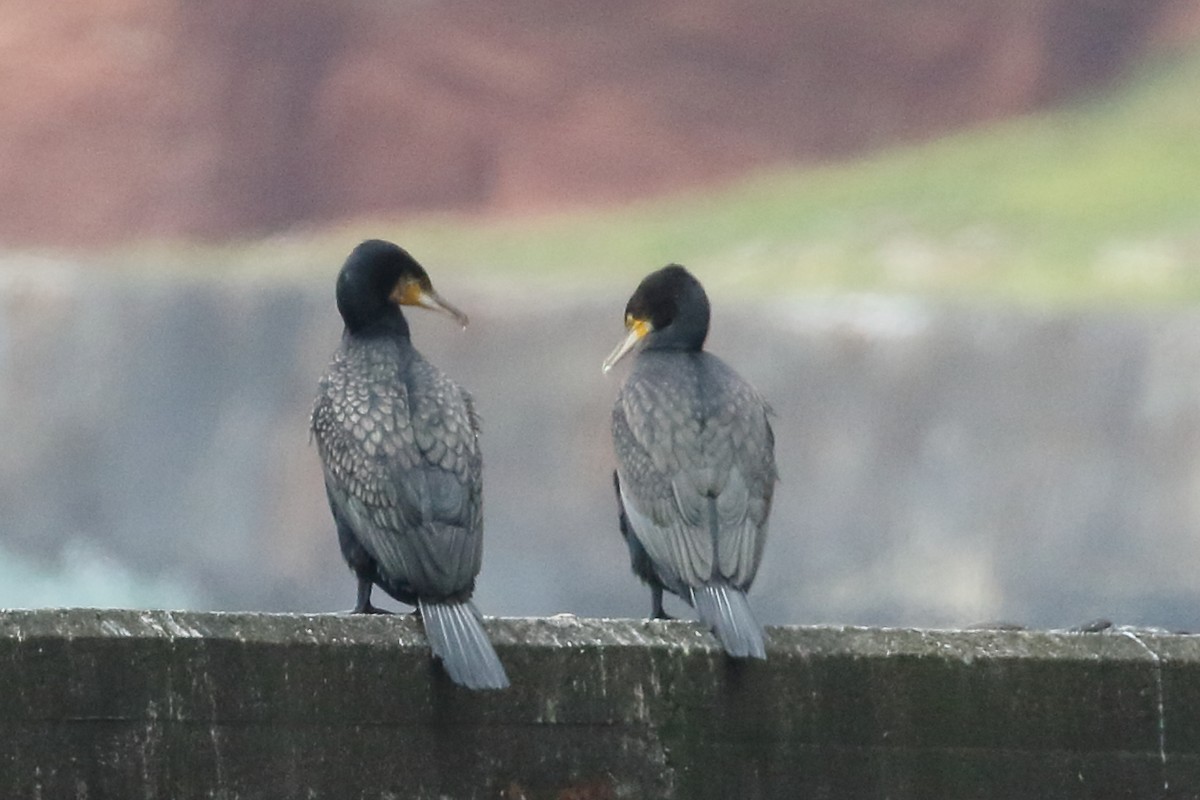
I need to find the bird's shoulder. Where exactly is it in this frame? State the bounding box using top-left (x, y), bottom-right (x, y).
top-left (695, 353), bottom-right (777, 481)
top-left (697, 353), bottom-right (772, 428)
top-left (402, 354), bottom-right (481, 473)
top-left (615, 350), bottom-right (775, 483)
top-left (311, 336), bottom-right (418, 472)
top-left (618, 351), bottom-right (700, 417)
top-left (617, 351), bottom-right (767, 433)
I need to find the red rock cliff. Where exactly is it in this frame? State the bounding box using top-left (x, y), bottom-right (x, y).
top-left (0, 0), bottom-right (1195, 246)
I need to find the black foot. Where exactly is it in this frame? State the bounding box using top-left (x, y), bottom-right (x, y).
top-left (650, 587), bottom-right (673, 620)
top-left (350, 603), bottom-right (392, 615)
top-left (350, 577), bottom-right (391, 614)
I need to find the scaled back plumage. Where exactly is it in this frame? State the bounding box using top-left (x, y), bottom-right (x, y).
top-left (606, 265), bottom-right (776, 659)
top-left (311, 240), bottom-right (507, 689)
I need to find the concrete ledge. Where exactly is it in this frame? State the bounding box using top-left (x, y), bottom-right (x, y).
top-left (2, 609), bottom-right (1198, 799)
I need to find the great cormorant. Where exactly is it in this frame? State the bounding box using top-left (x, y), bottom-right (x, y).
top-left (604, 264), bottom-right (777, 659)
top-left (312, 239), bottom-right (509, 689)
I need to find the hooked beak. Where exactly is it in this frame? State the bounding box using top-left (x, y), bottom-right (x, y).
top-left (416, 287), bottom-right (469, 329)
top-left (393, 280), bottom-right (470, 328)
top-left (602, 318), bottom-right (650, 373)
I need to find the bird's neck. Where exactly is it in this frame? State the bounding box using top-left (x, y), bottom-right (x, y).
top-left (646, 298), bottom-right (709, 353)
top-left (346, 307), bottom-right (411, 340)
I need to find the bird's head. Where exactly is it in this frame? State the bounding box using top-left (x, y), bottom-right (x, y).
top-left (335, 240), bottom-right (468, 335)
top-left (603, 264), bottom-right (710, 373)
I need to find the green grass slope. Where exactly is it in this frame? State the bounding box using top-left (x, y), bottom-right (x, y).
top-left (112, 49), bottom-right (1200, 306)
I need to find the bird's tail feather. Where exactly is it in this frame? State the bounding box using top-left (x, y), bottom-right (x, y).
top-left (419, 599), bottom-right (510, 690)
top-left (693, 584), bottom-right (767, 660)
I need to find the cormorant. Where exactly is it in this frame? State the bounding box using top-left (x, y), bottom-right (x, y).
top-left (603, 265), bottom-right (777, 659)
top-left (311, 239), bottom-right (509, 690)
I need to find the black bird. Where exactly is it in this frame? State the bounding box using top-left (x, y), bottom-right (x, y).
top-left (604, 265), bottom-right (777, 659)
top-left (311, 239), bottom-right (509, 690)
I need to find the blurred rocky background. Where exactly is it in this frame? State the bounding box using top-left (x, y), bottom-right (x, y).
top-left (2, 0), bottom-right (1200, 630)
top-left (3, 0), bottom-right (1196, 245)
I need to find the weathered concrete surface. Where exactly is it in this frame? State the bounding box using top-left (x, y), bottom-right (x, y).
top-left (1, 610), bottom-right (1198, 799)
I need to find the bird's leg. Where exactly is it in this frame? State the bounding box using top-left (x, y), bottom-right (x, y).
top-left (650, 586), bottom-right (673, 620)
top-left (350, 577), bottom-right (391, 615)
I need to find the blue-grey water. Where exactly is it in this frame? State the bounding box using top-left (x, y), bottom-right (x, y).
top-left (2, 258), bottom-right (1198, 631)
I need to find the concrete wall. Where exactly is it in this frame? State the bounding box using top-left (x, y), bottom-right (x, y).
top-left (1, 609), bottom-right (1197, 799)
